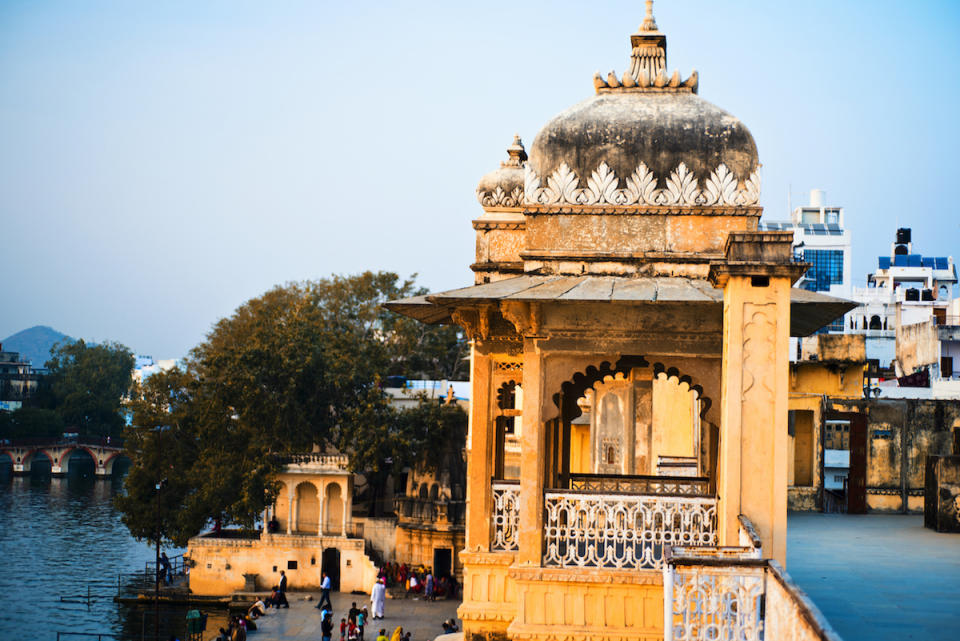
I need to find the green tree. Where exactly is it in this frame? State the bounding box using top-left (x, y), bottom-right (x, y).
top-left (116, 271), bottom-right (468, 543)
top-left (44, 339), bottom-right (134, 437)
top-left (0, 407), bottom-right (64, 439)
top-left (339, 386), bottom-right (468, 516)
top-left (116, 368), bottom-right (283, 546)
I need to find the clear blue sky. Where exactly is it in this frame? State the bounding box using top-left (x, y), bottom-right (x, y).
top-left (1, 0), bottom-right (958, 358)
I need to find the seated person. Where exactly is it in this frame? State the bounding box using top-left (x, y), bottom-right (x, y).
top-left (265, 587), bottom-right (281, 607)
top-left (442, 619), bottom-right (458, 634)
top-left (248, 598), bottom-right (267, 618)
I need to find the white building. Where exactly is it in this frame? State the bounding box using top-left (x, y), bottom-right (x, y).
top-left (760, 189), bottom-right (852, 360)
top-left (823, 447), bottom-right (850, 491)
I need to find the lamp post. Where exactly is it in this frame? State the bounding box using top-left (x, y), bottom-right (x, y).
top-left (155, 478), bottom-right (168, 641)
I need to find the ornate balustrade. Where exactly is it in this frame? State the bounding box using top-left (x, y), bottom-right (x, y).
top-left (542, 491), bottom-right (717, 569)
top-left (668, 561), bottom-right (766, 641)
top-left (568, 473), bottom-right (710, 496)
top-left (491, 480), bottom-right (520, 551)
top-left (394, 496), bottom-right (464, 525)
top-left (663, 515), bottom-right (842, 641)
top-left (280, 453), bottom-right (350, 470)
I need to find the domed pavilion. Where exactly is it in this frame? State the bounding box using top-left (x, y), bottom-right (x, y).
top-left (388, 4), bottom-right (852, 640)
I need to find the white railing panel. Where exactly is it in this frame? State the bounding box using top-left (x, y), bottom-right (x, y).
top-left (669, 566), bottom-right (765, 641)
top-left (491, 481), bottom-right (520, 551)
top-left (543, 491), bottom-right (717, 569)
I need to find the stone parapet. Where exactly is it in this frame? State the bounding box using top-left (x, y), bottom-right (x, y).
top-left (459, 551), bottom-right (517, 641)
top-left (507, 566), bottom-right (663, 641)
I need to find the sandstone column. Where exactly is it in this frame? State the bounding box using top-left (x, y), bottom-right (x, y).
top-left (710, 231), bottom-right (804, 566)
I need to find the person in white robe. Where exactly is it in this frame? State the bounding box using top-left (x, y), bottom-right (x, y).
top-left (370, 578), bottom-right (386, 619)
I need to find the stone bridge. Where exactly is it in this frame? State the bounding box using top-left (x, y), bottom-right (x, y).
top-left (0, 435), bottom-right (126, 477)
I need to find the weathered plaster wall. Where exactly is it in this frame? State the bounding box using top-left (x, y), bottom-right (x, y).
top-left (924, 455), bottom-right (960, 532)
top-left (187, 534), bottom-right (378, 596)
top-left (897, 319), bottom-right (939, 373)
top-left (799, 334), bottom-right (865, 363)
top-left (833, 398), bottom-right (960, 513)
top-left (352, 516), bottom-right (397, 562)
top-left (394, 525), bottom-right (464, 578)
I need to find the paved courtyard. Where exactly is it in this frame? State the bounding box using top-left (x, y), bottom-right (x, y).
top-left (231, 590), bottom-right (461, 641)
top-left (787, 512), bottom-right (960, 641)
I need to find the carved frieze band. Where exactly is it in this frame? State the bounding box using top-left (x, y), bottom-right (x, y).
top-left (524, 161), bottom-right (760, 207)
top-left (477, 185), bottom-right (525, 208)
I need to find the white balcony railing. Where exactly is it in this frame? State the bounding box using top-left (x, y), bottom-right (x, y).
top-left (543, 491), bottom-right (717, 570)
top-left (669, 563), bottom-right (766, 641)
top-left (663, 515), bottom-right (842, 641)
top-left (491, 481), bottom-right (520, 551)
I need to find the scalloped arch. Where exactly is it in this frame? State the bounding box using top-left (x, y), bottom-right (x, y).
top-left (552, 355), bottom-right (712, 420)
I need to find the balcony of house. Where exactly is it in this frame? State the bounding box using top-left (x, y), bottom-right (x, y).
top-left (490, 472), bottom-right (717, 570)
top-left (394, 494), bottom-right (464, 528)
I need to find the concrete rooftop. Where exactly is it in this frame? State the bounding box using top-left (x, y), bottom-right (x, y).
top-left (787, 513), bottom-right (960, 641)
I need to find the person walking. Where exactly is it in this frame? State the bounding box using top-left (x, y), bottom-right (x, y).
top-left (277, 570), bottom-right (289, 608)
top-left (318, 572), bottom-right (333, 610)
top-left (370, 578), bottom-right (386, 619)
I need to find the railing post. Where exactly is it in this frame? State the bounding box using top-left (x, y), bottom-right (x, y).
top-left (662, 562), bottom-right (674, 641)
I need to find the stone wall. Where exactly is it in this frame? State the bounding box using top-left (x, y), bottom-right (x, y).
top-left (833, 398), bottom-right (960, 513)
top-left (186, 533), bottom-right (378, 596)
top-left (924, 455), bottom-right (960, 533)
top-left (352, 516), bottom-right (398, 562)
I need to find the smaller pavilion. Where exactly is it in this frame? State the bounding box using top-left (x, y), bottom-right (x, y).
top-left (187, 453), bottom-right (378, 596)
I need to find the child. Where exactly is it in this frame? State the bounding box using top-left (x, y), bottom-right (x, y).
top-left (357, 608), bottom-right (366, 641)
top-left (340, 617), bottom-right (348, 641)
top-left (347, 621), bottom-right (360, 641)
top-left (376, 629), bottom-right (388, 641)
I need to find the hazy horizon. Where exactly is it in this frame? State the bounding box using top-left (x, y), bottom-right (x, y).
top-left (2, 0), bottom-right (958, 358)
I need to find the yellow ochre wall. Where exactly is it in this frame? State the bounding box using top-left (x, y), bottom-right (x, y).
top-left (187, 534), bottom-right (379, 596)
top-left (651, 374), bottom-right (698, 465)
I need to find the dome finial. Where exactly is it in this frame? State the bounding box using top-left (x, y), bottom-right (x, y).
top-left (641, 0), bottom-right (658, 32)
top-left (503, 135), bottom-right (527, 168)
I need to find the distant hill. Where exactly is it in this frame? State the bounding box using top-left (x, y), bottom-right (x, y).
top-left (1, 325), bottom-right (73, 368)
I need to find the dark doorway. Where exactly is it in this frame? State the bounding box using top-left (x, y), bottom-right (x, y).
top-left (846, 414), bottom-right (868, 514)
top-left (433, 548), bottom-right (452, 579)
top-left (322, 547), bottom-right (340, 591)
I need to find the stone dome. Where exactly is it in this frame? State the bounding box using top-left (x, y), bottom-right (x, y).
top-left (529, 92), bottom-right (758, 194)
top-left (476, 135), bottom-right (527, 209)
top-left (525, 6), bottom-right (760, 209)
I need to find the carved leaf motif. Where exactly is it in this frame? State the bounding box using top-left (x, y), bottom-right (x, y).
top-left (585, 162), bottom-right (618, 205)
top-left (524, 165), bottom-right (546, 204)
top-left (737, 170), bottom-right (762, 205)
top-left (546, 163), bottom-right (579, 204)
top-left (624, 163), bottom-right (656, 205)
top-left (662, 162), bottom-right (697, 205)
top-left (702, 163), bottom-right (737, 206)
top-left (523, 161), bottom-right (759, 207)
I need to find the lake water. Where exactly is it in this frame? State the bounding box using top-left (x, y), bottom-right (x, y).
top-left (0, 458), bottom-right (228, 641)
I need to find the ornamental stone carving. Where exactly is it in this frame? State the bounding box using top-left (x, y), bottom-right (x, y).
top-left (524, 161), bottom-right (760, 208)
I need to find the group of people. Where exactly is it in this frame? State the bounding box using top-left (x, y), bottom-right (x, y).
top-left (317, 600), bottom-right (372, 641)
top-left (376, 563), bottom-right (458, 600)
top-left (214, 615), bottom-right (255, 641)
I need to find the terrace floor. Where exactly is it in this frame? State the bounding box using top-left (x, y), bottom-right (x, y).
top-left (787, 512), bottom-right (960, 641)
